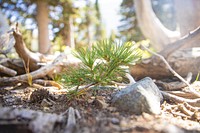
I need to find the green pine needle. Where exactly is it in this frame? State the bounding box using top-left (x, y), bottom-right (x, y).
top-left (61, 40), bottom-right (142, 87)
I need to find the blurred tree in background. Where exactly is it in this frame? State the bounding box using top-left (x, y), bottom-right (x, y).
top-left (50, 0), bottom-right (78, 51)
top-left (0, 0), bottom-right (103, 53)
top-left (94, 0), bottom-right (106, 41)
top-left (0, 0), bottom-right (185, 53)
top-left (118, 0), bottom-right (144, 42)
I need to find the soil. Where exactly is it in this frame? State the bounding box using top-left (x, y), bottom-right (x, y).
top-left (0, 82), bottom-right (200, 133)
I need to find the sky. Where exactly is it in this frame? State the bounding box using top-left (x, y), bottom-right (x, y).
top-left (75, 0), bottom-right (122, 36)
top-left (99, 0), bottom-right (122, 36)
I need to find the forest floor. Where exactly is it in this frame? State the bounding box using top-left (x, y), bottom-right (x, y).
top-left (0, 80), bottom-right (200, 133)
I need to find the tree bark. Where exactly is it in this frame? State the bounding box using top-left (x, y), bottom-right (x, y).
top-left (134, 0), bottom-right (180, 51)
top-left (36, 0), bottom-right (50, 54)
top-left (65, 17), bottom-right (75, 48)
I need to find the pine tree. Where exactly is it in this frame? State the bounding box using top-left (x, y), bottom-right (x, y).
top-left (118, 0), bottom-right (144, 42)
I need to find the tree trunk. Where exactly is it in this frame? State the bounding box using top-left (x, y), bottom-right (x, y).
top-left (134, 0), bottom-right (180, 51)
top-left (65, 17), bottom-right (75, 48)
top-left (175, 0), bottom-right (200, 36)
top-left (36, 0), bottom-right (50, 54)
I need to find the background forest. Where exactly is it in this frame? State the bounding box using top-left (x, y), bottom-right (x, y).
top-left (0, 0), bottom-right (175, 54)
top-left (1, 1), bottom-right (200, 133)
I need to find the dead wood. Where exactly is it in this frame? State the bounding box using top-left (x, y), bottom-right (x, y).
top-left (140, 44), bottom-right (200, 98)
top-left (0, 26), bottom-right (81, 86)
top-left (161, 27), bottom-right (200, 59)
top-left (0, 107), bottom-right (64, 133)
top-left (6, 59), bottom-right (25, 74)
top-left (0, 61), bottom-right (56, 86)
top-left (161, 91), bottom-right (200, 107)
top-left (130, 27), bottom-right (200, 80)
top-left (161, 102), bottom-right (200, 121)
top-left (134, 0), bottom-right (180, 51)
top-left (0, 54), bottom-right (79, 86)
top-left (178, 104), bottom-right (193, 116)
top-left (0, 64), bottom-right (17, 76)
top-left (155, 73), bottom-right (192, 91)
top-left (156, 81), bottom-right (187, 91)
top-left (165, 91), bottom-right (200, 99)
top-left (0, 58), bottom-right (25, 75)
top-left (13, 26), bottom-right (47, 71)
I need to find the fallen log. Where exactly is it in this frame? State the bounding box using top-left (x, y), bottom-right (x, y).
top-left (130, 27), bottom-right (200, 80)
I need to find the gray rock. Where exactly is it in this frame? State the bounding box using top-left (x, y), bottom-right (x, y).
top-left (111, 77), bottom-right (163, 115)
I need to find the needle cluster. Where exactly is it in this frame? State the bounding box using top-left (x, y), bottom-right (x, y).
top-left (61, 40), bottom-right (141, 87)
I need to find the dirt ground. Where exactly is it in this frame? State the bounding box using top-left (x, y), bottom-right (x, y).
top-left (0, 82), bottom-right (200, 133)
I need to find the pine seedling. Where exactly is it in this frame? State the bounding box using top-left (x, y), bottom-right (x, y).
top-left (61, 40), bottom-right (142, 88)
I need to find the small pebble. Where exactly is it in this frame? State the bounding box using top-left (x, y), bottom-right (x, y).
top-left (111, 117), bottom-right (120, 125)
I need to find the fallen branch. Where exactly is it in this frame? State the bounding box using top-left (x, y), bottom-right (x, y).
top-left (0, 64), bottom-right (17, 76)
top-left (166, 91), bottom-right (200, 99)
top-left (156, 81), bottom-right (187, 91)
top-left (161, 91), bottom-right (200, 107)
top-left (130, 28), bottom-right (200, 80)
top-left (183, 102), bottom-right (200, 112)
top-left (178, 104), bottom-right (193, 116)
top-left (155, 72), bottom-right (192, 91)
top-left (141, 44), bottom-right (200, 98)
top-left (0, 54), bottom-right (79, 86)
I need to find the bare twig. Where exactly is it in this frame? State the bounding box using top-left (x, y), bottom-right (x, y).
top-left (0, 54), bottom-right (80, 86)
top-left (178, 104), bottom-right (193, 116)
top-left (126, 73), bottom-right (136, 84)
top-left (141, 44), bottom-right (200, 97)
top-left (166, 91), bottom-right (199, 99)
top-left (0, 62), bottom-right (57, 86)
top-left (183, 102), bottom-right (200, 112)
top-left (161, 91), bottom-right (200, 107)
top-left (110, 73), bottom-right (136, 87)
